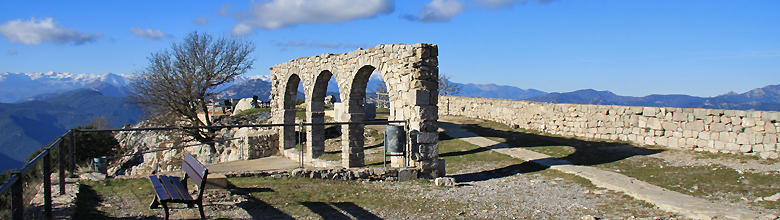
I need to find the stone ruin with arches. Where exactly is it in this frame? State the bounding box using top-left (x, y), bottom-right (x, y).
top-left (269, 43), bottom-right (443, 177)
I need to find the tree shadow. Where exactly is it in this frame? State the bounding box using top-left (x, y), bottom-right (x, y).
top-left (226, 182), bottom-right (294, 220)
top-left (301, 201), bottom-right (383, 220)
top-left (450, 161), bottom-right (548, 182)
top-left (72, 184), bottom-right (106, 219)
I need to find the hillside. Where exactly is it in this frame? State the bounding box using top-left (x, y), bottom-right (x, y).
top-left (0, 91), bottom-right (140, 172)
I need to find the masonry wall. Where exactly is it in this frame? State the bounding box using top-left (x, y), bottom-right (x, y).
top-left (439, 96), bottom-right (780, 159)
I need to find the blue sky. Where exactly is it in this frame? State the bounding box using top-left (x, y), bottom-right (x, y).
top-left (1, 0), bottom-right (778, 97)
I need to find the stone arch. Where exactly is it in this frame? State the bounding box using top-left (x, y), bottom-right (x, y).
top-left (270, 43), bottom-right (442, 177)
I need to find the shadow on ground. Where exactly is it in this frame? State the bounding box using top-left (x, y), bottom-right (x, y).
top-left (440, 121), bottom-right (664, 182)
top-left (226, 182), bottom-right (295, 220)
top-left (301, 201), bottom-right (382, 220)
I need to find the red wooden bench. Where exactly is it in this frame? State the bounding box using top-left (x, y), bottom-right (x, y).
top-left (149, 153), bottom-right (208, 220)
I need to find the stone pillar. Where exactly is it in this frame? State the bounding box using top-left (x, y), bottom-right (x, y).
top-left (282, 108), bottom-right (297, 150)
top-left (306, 109), bottom-right (326, 159)
top-left (342, 98), bottom-right (366, 167)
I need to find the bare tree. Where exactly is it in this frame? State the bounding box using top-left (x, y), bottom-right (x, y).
top-left (89, 116), bottom-right (111, 129)
top-left (127, 31), bottom-right (255, 148)
top-left (438, 72), bottom-right (462, 96)
top-left (368, 79), bottom-right (390, 108)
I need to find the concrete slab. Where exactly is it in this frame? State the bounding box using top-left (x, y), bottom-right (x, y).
top-left (206, 156), bottom-right (301, 173)
top-left (439, 122), bottom-right (767, 220)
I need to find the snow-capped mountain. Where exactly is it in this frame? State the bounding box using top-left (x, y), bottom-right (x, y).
top-left (0, 72), bottom-right (132, 103)
top-left (0, 72), bottom-right (272, 103)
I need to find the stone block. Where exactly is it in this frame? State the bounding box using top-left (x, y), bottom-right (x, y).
top-left (410, 90), bottom-right (430, 106)
top-left (662, 122), bottom-right (678, 131)
top-left (764, 134), bottom-right (778, 145)
top-left (714, 141), bottom-right (725, 150)
top-left (647, 118), bottom-right (663, 130)
top-left (725, 143), bottom-right (740, 151)
top-left (642, 107), bottom-right (658, 117)
top-left (686, 120), bottom-right (705, 132)
top-left (766, 124), bottom-right (777, 133)
top-left (435, 177), bottom-right (456, 187)
top-left (739, 144), bottom-right (753, 153)
top-left (754, 144), bottom-right (765, 152)
top-left (710, 123), bottom-right (726, 132)
top-left (398, 168), bottom-right (418, 181)
top-left (416, 131), bottom-right (439, 144)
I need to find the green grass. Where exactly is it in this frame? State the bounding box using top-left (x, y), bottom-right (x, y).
top-left (375, 108), bottom-right (390, 119)
top-left (74, 178), bottom-right (157, 219)
top-left (231, 108), bottom-right (271, 118)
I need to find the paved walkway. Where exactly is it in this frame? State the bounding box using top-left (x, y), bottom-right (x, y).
top-left (439, 121), bottom-right (769, 220)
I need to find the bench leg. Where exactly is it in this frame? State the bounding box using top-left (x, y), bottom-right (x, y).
top-left (198, 203), bottom-right (206, 220)
top-left (162, 202), bottom-right (170, 220)
top-left (149, 195), bottom-right (160, 209)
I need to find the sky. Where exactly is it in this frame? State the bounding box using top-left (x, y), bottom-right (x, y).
top-left (1, 0), bottom-right (778, 97)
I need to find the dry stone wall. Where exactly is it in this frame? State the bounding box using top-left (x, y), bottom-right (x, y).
top-left (440, 96), bottom-right (780, 159)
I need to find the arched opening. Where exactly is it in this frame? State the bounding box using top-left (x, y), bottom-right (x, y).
top-left (340, 65), bottom-right (377, 167)
top-left (282, 74), bottom-right (301, 150)
top-left (306, 70), bottom-right (333, 159)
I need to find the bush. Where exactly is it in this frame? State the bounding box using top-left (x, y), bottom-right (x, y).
top-left (67, 125), bottom-right (120, 164)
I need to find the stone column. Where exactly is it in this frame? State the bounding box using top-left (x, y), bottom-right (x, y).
top-left (342, 98), bottom-right (366, 167)
top-left (306, 109), bottom-right (326, 159)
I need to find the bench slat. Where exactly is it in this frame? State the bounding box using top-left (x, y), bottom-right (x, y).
top-left (183, 154), bottom-right (207, 185)
top-left (169, 176), bottom-right (194, 201)
top-left (149, 176), bottom-right (171, 201)
top-left (159, 175), bottom-right (183, 201)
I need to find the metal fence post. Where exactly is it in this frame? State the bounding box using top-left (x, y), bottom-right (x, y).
top-left (68, 130), bottom-right (75, 175)
top-left (59, 135), bottom-right (66, 195)
top-left (44, 150), bottom-right (52, 220)
top-left (11, 171), bottom-right (23, 220)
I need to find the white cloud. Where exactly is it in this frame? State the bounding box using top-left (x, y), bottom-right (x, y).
top-left (228, 0), bottom-right (394, 35)
top-left (476, 0), bottom-right (556, 9)
top-left (129, 27), bottom-right (167, 40)
top-left (0, 17), bottom-right (102, 45)
top-left (7, 49), bottom-right (17, 55)
top-left (193, 16), bottom-right (210, 26)
top-left (417, 0), bottom-right (465, 23)
top-left (217, 3), bottom-right (232, 16)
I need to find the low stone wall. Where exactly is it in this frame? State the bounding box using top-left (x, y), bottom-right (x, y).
top-left (439, 96), bottom-right (780, 159)
top-left (222, 167), bottom-right (422, 181)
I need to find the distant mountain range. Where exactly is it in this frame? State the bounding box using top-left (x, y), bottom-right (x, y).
top-left (525, 84), bottom-right (780, 111)
top-left (1, 71), bottom-right (779, 172)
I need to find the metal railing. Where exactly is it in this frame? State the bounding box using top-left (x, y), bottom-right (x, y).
top-left (0, 119), bottom-right (406, 220)
top-left (0, 130), bottom-right (72, 220)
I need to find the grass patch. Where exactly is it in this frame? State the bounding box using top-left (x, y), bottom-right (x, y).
top-left (231, 108), bottom-right (270, 118)
top-left (375, 108), bottom-right (390, 119)
top-left (74, 178), bottom-right (157, 219)
top-left (597, 156), bottom-right (780, 209)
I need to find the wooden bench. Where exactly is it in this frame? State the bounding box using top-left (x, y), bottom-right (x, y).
top-left (149, 153), bottom-right (208, 220)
